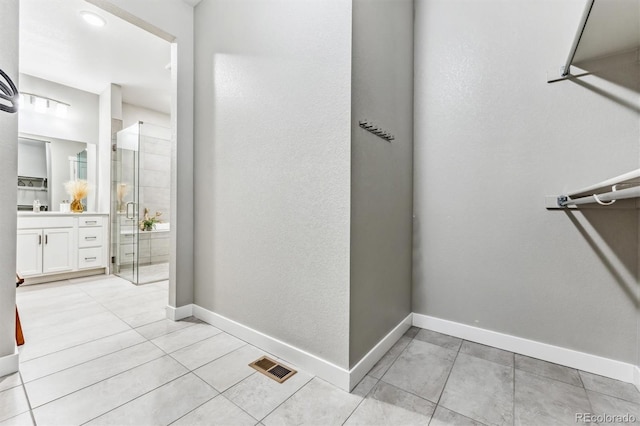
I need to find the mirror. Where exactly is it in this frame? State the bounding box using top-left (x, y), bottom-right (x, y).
top-left (17, 134), bottom-right (97, 212)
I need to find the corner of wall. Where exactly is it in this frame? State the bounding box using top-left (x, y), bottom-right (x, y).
top-left (0, 348), bottom-right (19, 378)
top-left (0, 0), bottom-right (19, 362)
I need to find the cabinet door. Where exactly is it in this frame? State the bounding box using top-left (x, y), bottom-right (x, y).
top-left (16, 229), bottom-right (43, 277)
top-left (43, 228), bottom-right (74, 274)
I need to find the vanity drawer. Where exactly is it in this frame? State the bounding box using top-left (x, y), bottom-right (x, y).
top-left (78, 227), bottom-right (103, 248)
top-left (78, 247), bottom-right (103, 269)
top-left (118, 232), bottom-right (137, 245)
top-left (119, 217), bottom-right (137, 227)
top-left (119, 245), bottom-right (137, 264)
top-left (79, 216), bottom-right (103, 227)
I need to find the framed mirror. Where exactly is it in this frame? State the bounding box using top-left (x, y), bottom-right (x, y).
top-left (17, 134), bottom-right (97, 212)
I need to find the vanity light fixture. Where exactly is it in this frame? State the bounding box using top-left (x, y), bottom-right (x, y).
top-left (55, 103), bottom-right (69, 118)
top-left (80, 11), bottom-right (106, 27)
top-left (20, 93), bottom-right (71, 118)
top-left (34, 97), bottom-right (48, 113)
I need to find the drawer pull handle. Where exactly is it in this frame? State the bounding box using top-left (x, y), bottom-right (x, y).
top-left (85, 236), bottom-right (97, 240)
top-left (126, 252), bottom-right (134, 256)
top-left (85, 221), bottom-right (97, 225)
top-left (84, 257), bottom-right (97, 261)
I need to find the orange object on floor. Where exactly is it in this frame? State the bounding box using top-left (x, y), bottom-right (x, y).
top-left (15, 308), bottom-right (24, 346)
top-left (16, 273), bottom-right (24, 346)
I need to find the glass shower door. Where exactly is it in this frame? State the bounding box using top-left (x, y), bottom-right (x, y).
top-left (114, 123), bottom-right (140, 284)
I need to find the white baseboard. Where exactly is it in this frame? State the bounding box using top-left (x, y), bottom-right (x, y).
top-left (413, 313), bottom-right (637, 386)
top-left (0, 348), bottom-right (19, 378)
top-left (348, 313), bottom-right (412, 390)
top-left (176, 306), bottom-right (640, 392)
top-left (22, 268), bottom-right (107, 285)
top-left (166, 304), bottom-right (193, 321)
top-left (192, 305), bottom-right (351, 390)
top-left (192, 305), bottom-right (411, 391)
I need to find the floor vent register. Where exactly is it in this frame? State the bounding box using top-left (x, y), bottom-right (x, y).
top-left (249, 356), bottom-right (297, 384)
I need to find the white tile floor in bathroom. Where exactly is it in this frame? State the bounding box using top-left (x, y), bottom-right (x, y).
top-left (1, 274), bottom-right (639, 425)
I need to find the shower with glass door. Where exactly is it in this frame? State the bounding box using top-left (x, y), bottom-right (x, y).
top-left (112, 121), bottom-right (171, 284)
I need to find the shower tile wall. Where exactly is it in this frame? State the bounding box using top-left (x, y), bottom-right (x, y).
top-left (137, 134), bottom-right (171, 265)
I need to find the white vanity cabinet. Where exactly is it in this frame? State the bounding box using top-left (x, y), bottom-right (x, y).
top-left (42, 227), bottom-right (75, 274)
top-left (77, 216), bottom-right (105, 270)
top-left (16, 229), bottom-right (44, 276)
top-left (17, 213), bottom-right (109, 281)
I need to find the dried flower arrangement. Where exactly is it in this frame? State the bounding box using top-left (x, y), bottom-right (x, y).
top-left (64, 180), bottom-right (90, 213)
top-left (117, 183), bottom-right (130, 212)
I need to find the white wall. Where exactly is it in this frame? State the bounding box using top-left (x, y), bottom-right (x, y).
top-left (122, 103), bottom-right (170, 129)
top-left (19, 74), bottom-right (99, 144)
top-left (98, 83), bottom-right (122, 214)
top-left (193, 0), bottom-right (353, 368)
top-left (349, 0), bottom-right (414, 367)
top-left (414, 0), bottom-right (640, 363)
top-left (0, 0), bottom-right (19, 375)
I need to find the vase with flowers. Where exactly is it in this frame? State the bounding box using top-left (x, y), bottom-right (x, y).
top-left (64, 180), bottom-right (90, 213)
top-left (140, 208), bottom-right (162, 231)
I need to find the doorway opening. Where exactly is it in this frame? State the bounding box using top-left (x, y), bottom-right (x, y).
top-left (17, 0), bottom-right (176, 288)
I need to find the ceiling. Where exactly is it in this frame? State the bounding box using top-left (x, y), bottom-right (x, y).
top-left (20, 0), bottom-right (172, 114)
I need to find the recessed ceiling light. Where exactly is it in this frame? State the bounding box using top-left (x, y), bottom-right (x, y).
top-left (80, 11), bottom-right (106, 27)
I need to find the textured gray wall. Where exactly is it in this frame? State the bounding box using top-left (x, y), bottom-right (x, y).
top-left (0, 0), bottom-right (19, 364)
top-left (193, 0), bottom-right (353, 368)
top-left (414, 0), bottom-right (640, 363)
top-left (349, 0), bottom-right (414, 367)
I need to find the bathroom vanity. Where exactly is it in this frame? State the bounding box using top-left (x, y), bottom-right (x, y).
top-left (16, 212), bottom-right (109, 283)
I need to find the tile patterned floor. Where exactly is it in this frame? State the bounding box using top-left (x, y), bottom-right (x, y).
top-left (117, 262), bottom-right (169, 285)
top-left (1, 274), bottom-right (639, 425)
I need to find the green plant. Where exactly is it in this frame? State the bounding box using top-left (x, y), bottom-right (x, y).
top-left (140, 208), bottom-right (162, 231)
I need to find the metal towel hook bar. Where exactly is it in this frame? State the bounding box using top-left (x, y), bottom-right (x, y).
top-left (593, 184), bottom-right (618, 206)
top-left (358, 120), bottom-right (395, 143)
top-left (0, 68), bottom-right (18, 114)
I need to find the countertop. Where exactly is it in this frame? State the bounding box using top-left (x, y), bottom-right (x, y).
top-left (17, 212), bottom-right (109, 216)
top-left (120, 229), bottom-right (170, 235)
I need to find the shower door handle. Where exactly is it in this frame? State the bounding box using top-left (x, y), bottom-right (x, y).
top-left (126, 202), bottom-right (136, 220)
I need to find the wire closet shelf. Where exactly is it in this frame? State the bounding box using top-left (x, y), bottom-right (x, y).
top-left (546, 169), bottom-right (640, 209)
